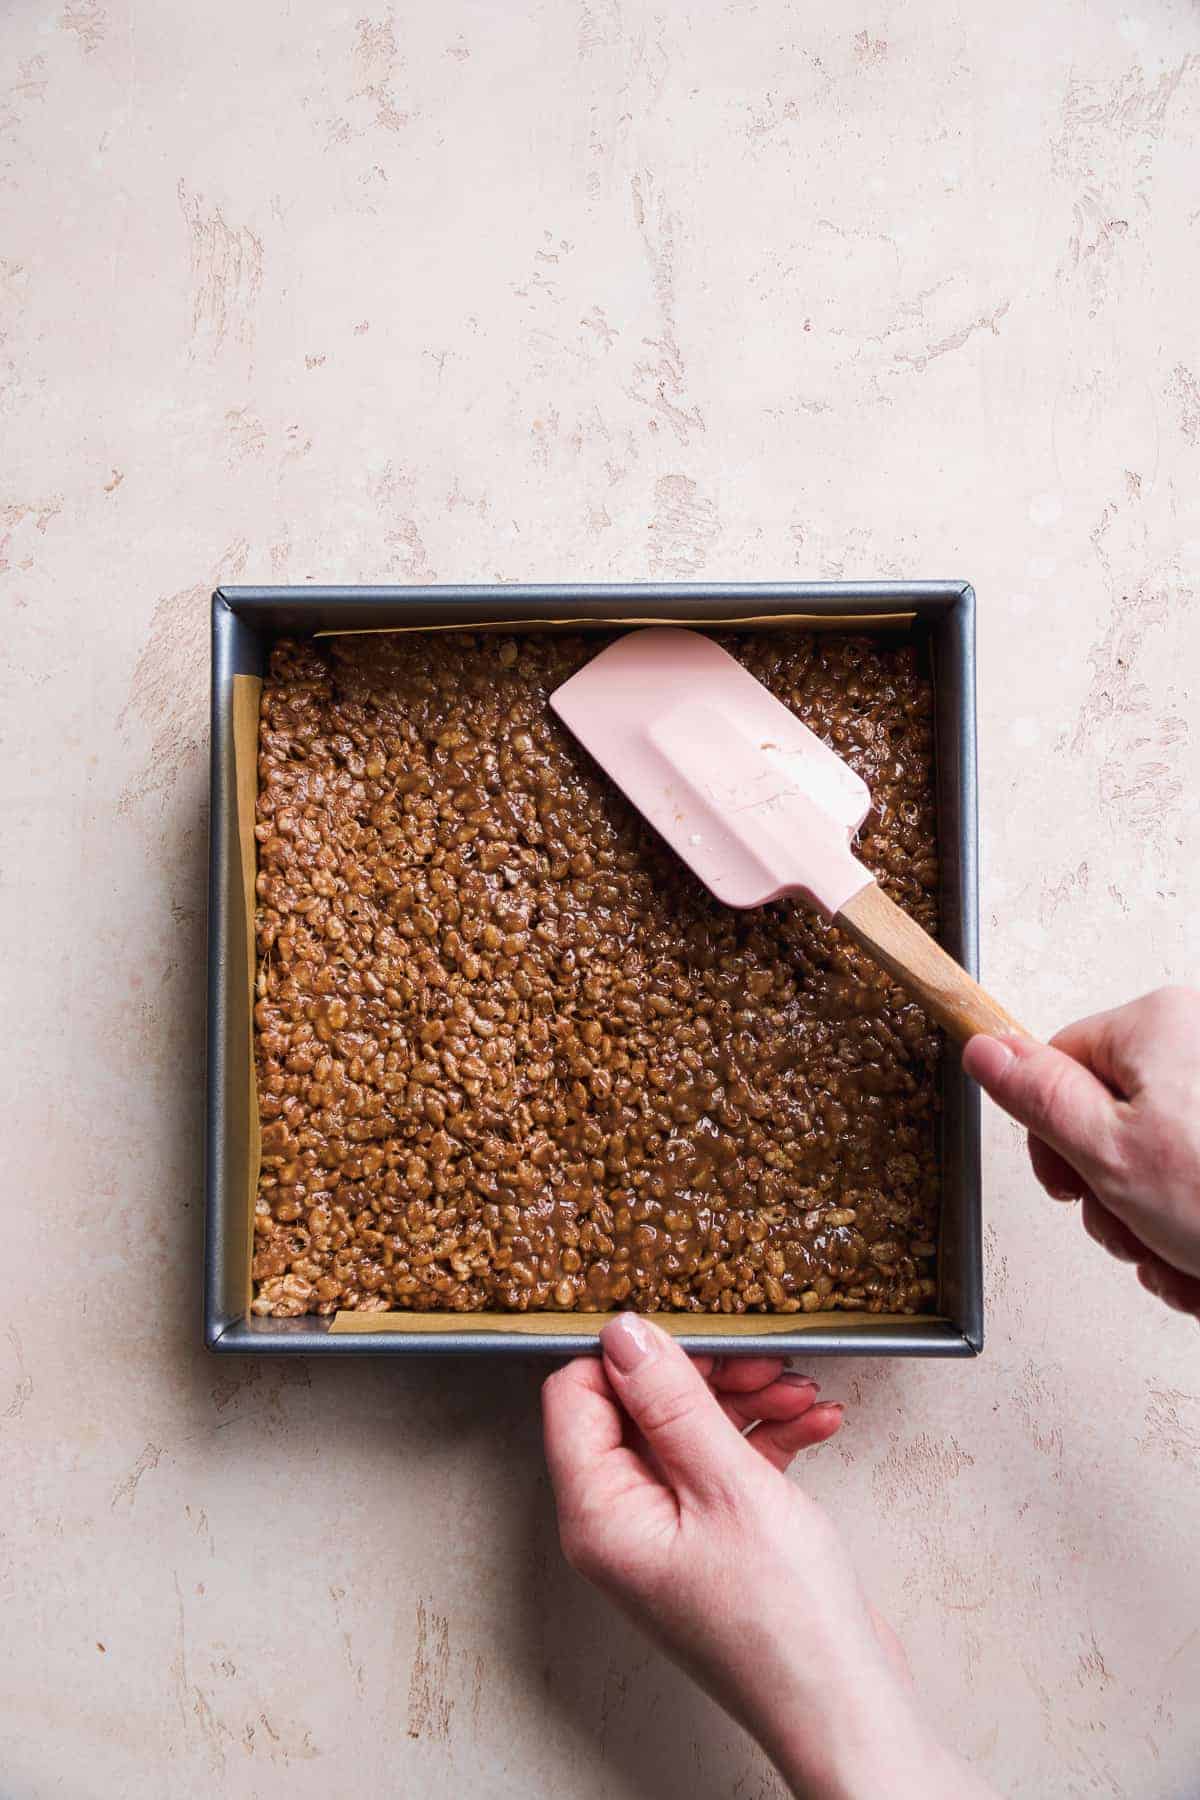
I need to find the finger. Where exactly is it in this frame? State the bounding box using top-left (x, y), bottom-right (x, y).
top-left (542, 1357), bottom-right (654, 1512)
top-left (748, 1402), bottom-right (844, 1470)
top-left (1081, 1193), bottom-right (1146, 1265)
top-left (634, 1358), bottom-right (800, 1468)
top-left (1137, 1256), bottom-right (1200, 1319)
top-left (962, 1034), bottom-right (1124, 1193)
top-left (600, 1314), bottom-right (750, 1502)
top-left (720, 1374), bottom-right (820, 1431)
top-left (1028, 1132), bottom-right (1089, 1203)
top-left (706, 1357), bottom-right (787, 1394)
top-left (1053, 988), bottom-right (1200, 1100)
top-left (1049, 1009), bottom-right (1131, 1097)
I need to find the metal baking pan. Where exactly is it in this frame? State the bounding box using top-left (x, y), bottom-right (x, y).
top-left (206, 583), bottom-right (982, 1357)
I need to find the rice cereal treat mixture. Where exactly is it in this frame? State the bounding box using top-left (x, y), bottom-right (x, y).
top-left (251, 629), bottom-right (941, 1319)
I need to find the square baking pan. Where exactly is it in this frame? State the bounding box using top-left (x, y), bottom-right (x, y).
top-left (206, 583), bottom-right (982, 1358)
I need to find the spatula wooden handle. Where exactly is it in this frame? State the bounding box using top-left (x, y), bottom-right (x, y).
top-left (836, 881), bottom-right (1024, 1045)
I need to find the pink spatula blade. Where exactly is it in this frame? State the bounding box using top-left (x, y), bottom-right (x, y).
top-left (549, 627), bottom-right (874, 918)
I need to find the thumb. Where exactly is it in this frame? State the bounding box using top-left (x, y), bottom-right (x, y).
top-left (962, 1032), bottom-right (1123, 1191)
top-left (600, 1315), bottom-right (749, 1502)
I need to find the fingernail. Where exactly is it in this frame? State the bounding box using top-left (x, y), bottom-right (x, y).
top-left (779, 1374), bottom-right (820, 1392)
top-left (962, 1035), bottom-right (1015, 1085)
top-left (601, 1313), bottom-right (658, 1374)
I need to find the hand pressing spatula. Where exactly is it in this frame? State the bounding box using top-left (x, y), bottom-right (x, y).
top-left (550, 626), bottom-right (1021, 1046)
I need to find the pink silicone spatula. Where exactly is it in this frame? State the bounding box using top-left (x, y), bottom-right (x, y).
top-left (550, 626), bottom-right (1021, 1046)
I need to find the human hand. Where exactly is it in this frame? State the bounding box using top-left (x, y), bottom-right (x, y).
top-left (543, 1316), bottom-right (990, 1799)
top-left (963, 985), bottom-right (1200, 1318)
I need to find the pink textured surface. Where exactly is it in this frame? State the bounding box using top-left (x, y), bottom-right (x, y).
top-left (551, 627), bottom-right (874, 916)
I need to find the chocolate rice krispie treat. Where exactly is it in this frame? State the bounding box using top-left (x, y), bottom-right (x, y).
top-left (251, 629), bottom-right (941, 1318)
